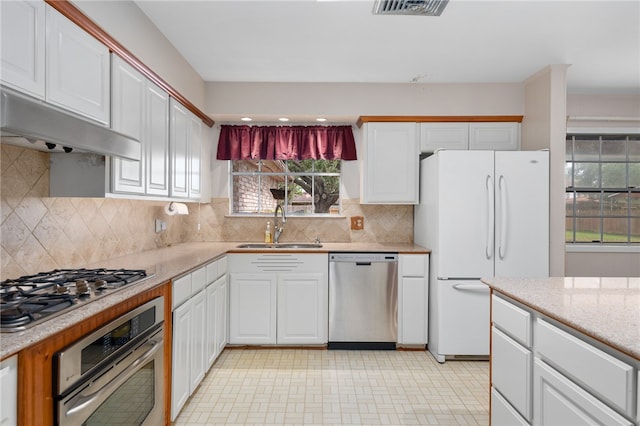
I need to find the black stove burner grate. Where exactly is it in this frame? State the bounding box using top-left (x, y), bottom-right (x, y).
top-left (0, 268), bottom-right (148, 331)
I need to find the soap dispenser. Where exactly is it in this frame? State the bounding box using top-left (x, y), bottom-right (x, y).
top-left (265, 221), bottom-right (273, 243)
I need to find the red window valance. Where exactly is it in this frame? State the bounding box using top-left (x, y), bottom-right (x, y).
top-left (216, 125), bottom-right (357, 161)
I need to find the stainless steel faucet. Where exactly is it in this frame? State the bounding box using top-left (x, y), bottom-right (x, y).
top-left (274, 204), bottom-right (286, 243)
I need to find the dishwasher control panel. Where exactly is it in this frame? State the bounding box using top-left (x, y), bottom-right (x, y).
top-left (329, 253), bottom-right (398, 263)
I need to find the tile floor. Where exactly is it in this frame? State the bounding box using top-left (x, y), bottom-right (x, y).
top-left (173, 349), bottom-right (489, 425)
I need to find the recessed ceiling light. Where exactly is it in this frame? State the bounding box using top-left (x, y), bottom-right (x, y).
top-left (316, 118), bottom-right (327, 122)
top-left (241, 117), bottom-right (252, 122)
top-left (278, 118), bottom-right (289, 122)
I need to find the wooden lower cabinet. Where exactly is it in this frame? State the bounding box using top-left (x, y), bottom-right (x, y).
top-left (16, 283), bottom-right (173, 426)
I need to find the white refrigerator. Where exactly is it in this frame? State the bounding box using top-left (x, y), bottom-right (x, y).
top-left (415, 150), bottom-right (549, 363)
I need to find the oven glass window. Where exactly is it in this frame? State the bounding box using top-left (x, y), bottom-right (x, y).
top-left (83, 361), bottom-right (155, 425)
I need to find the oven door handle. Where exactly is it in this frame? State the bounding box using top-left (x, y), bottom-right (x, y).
top-left (64, 337), bottom-right (163, 418)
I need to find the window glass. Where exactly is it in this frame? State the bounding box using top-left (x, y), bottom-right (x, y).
top-left (565, 133), bottom-right (639, 245)
top-left (230, 159), bottom-right (341, 216)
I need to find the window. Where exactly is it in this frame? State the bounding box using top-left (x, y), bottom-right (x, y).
top-left (231, 159), bottom-right (341, 216)
top-left (565, 133), bottom-right (640, 244)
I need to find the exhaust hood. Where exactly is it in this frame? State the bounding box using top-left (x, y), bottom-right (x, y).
top-left (0, 87), bottom-right (141, 161)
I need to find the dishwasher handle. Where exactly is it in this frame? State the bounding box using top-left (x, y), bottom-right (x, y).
top-left (356, 262), bottom-right (372, 266)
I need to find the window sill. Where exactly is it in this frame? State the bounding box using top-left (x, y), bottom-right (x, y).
top-left (565, 244), bottom-right (640, 253)
top-left (225, 214), bottom-right (346, 219)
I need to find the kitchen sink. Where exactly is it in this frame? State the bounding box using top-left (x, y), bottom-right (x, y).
top-left (235, 243), bottom-right (323, 249)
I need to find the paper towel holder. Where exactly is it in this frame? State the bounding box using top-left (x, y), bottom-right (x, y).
top-left (165, 202), bottom-right (189, 216)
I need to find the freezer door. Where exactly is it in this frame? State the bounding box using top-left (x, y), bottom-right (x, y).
top-left (495, 151), bottom-right (549, 277)
top-left (435, 279), bottom-right (490, 356)
top-left (436, 151), bottom-right (495, 278)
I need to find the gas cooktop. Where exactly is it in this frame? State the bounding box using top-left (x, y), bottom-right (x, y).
top-left (0, 268), bottom-right (151, 332)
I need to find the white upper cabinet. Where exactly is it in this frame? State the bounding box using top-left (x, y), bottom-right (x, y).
top-left (111, 56), bottom-right (145, 194)
top-left (169, 98), bottom-right (202, 200)
top-left (0, 0), bottom-right (46, 98)
top-left (188, 114), bottom-right (202, 199)
top-left (469, 122), bottom-right (520, 151)
top-left (420, 123), bottom-right (469, 152)
top-left (111, 55), bottom-right (170, 196)
top-left (45, 5), bottom-right (110, 125)
top-left (360, 122), bottom-right (419, 204)
top-left (420, 122), bottom-right (520, 153)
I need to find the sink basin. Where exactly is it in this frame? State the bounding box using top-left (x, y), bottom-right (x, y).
top-left (235, 243), bottom-right (323, 249)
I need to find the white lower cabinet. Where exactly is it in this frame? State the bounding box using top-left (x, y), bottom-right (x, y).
top-left (229, 273), bottom-right (277, 344)
top-left (0, 355), bottom-right (18, 426)
top-left (492, 387), bottom-right (529, 426)
top-left (171, 258), bottom-right (227, 421)
top-left (534, 358), bottom-right (633, 426)
top-left (398, 254), bottom-right (429, 345)
top-left (228, 254), bottom-right (328, 345)
top-left (277, 273), bottom-right (327, 345)
top-left (491, 293), bottom-right (639, 426)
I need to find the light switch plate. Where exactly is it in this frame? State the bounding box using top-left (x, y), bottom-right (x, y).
top-left (350, 216), bottom-right (364, 230)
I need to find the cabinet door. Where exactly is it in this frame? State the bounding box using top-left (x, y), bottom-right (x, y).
top-left (469, 122), bottom-right (520, 150)
top-left (419, 123), bottom-right (469, 152)
top-left (361, 123), bottom-right (418, 204)
top-left (170, 99), bottom-right (189, 198)
top-left (399, 276), bottom-right (427, 345)
top-left (492, 327), bottom-right (532, 421)
top-left (190, 290), bottom-right (206, 392)
top-left (533, 359), bottom-right (633, 426)
top-left (398, 254), bottom-right (428, 345)
top-left (110, 56), bottom-right (145, 194)
top-left (491, 387), bottom-right (529, 426)
top-left (189, 114), bottom-right (202, 199)
top-left (0, 355), bottom-right (18, 426)
top-left (145, 83), bottom-right (170, 196)
top-left (206, 282), bottom-right (218, 369)
top-left (171, 300), bottom-right (191, 421)
top-left (216, 276), bottom-right (228, 354)
top-left (46, 5), bottom-right (110, 124)
top-left (0, 0), bottom-right (45, 98)
top-left (276, 273), bottom-right (327, 345)
top-left (229, 273), bottom-right (277, 344)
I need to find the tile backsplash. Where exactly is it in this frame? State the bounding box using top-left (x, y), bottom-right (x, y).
top-left (1, 145), bottom-right (413, 279)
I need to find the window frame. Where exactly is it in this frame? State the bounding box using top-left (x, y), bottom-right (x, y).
top-left (565, 128), bottom-right (640, 246)
top-left (228, 159), bottom-right (343, 217)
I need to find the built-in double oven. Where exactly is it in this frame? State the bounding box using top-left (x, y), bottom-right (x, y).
top-left (53, 297), bottom-right (165, 426)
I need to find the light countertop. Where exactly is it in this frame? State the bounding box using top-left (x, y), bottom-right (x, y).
top-left (0, 241), bottom-right (429, 359)
top-left (482, 276), bottom-right (640, 360)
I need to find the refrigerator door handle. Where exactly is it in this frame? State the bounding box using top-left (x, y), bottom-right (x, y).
top-left (498, 175), bottom-right (507, 259)
top-left (452, 283), bottom-right (490, 292)
top-left (486, 175), bottom-right (495, 260)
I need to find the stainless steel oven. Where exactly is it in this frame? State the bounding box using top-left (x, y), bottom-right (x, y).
top-left (54, 297), bottom-right (164, 426)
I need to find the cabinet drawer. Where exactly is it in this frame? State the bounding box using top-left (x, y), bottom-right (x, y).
top-left (206, 260), bottom-right (218, 284)
top-left (536, 318), bottom-right (635, 416)
top-left (400, 254), bottom-right (426, 277)
top-left (491, 387), bottom-right (529, 426)
top-left (534, 358), bottom-right (633, 426)
top-left (492, 295), bottom-right (531, 347)
top-left (172, 274), bottom-right (191, 310)
top-left (191, 266), bottom-right (206, 294)
top-left (492, 327), bottom-right (532, 421)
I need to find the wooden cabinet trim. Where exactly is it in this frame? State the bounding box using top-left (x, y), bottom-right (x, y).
top-left (357, 115), bottom-right (524, 128)
top-left (17, 282), bottom-right (173, 426)
top-left (44, 0), bottom-right (213, 128)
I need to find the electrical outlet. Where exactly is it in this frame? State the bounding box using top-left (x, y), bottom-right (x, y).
top-left (350, 216), bottom-right (364, 230)
top-left (155, 219), bottom-right (167, 233)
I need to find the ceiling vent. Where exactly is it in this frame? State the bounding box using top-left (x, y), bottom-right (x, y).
top-left (372, 0), bottom-right (449, 16)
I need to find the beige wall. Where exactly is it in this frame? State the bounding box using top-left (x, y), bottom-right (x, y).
top-left (522, 65), bottom-right (569, 277)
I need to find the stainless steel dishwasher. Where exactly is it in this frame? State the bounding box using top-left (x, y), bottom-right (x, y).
top-left (328, 252), bottom-right (398, 349)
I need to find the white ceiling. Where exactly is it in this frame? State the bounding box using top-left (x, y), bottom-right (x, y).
top-left (134, 0), bottom-right (640, 94)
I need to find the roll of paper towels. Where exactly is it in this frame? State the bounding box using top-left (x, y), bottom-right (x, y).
top-left (165, 202), bottom-right (189, 216)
